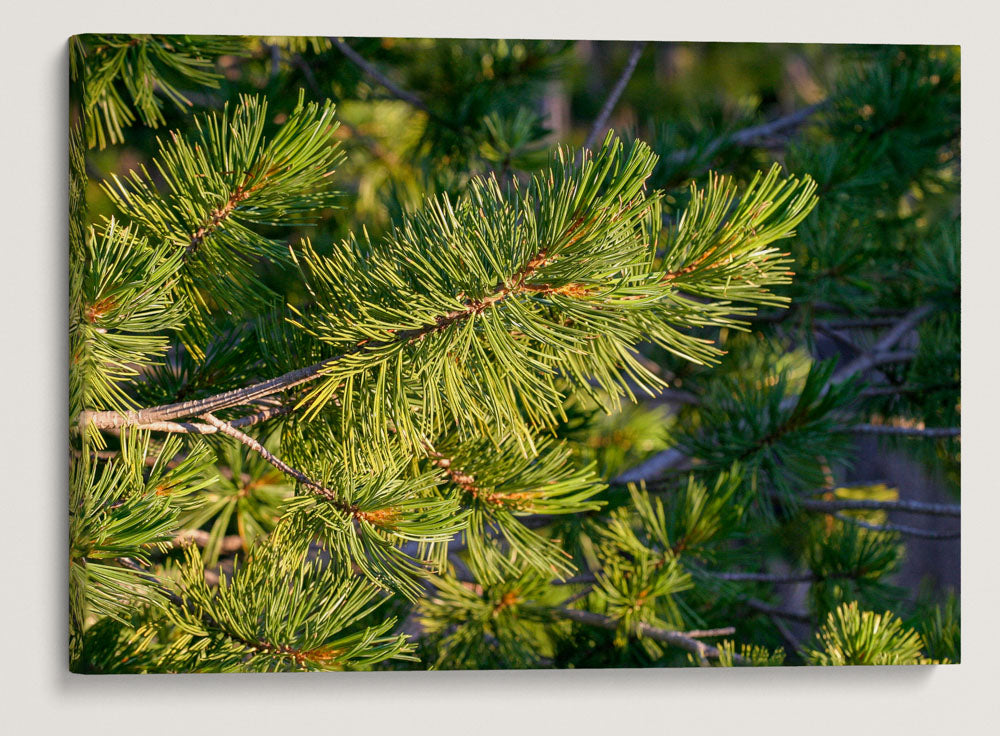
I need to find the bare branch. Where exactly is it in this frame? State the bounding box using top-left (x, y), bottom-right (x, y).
top-left (821, 317), bottom-right (902, 330)
top-left (845, 424), bottom-right (960, 438)
top-left (746, 599), bottom-right (807, 654)
top-left (330, 37), bottom-right (430, 113)
top-left (730, 103), bottom-right (827, 145)
top-left (667, 102), bottom-right (827, 165)
top-left (861, 381), bottom-right (959, 397)
top-left (79, 358), bottom-right (332, 430)
top-left (583, 42), bottom-right (646, 150)
top-left (745, 598), bottom-right (812, 624)
top-left (612, 448), bottom-right (687, 484)
top-left (708, 571), bottom-right (818, 584)
top-left (833, 513), bottom-right (960, 540)
top-left (798, 496), bottom-right (960, 517)
top-left (553, 606), bottom-right (746, 664)
top-left (99, 405), bottom-right (292, 435)
top-left (199, 413), bottom-right (341, 503)
top-left (830, 304), bottom-right (934, 385)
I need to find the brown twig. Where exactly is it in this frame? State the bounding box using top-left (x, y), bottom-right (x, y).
top-left (199, 413), bottom-right (338, 503)
top-left (171, 529), bottom-right (245, 554)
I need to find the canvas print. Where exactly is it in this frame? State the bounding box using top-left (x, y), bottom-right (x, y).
top-left (68, 36), bottom-right (960, 672)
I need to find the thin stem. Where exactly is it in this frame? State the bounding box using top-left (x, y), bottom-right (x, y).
top-left (798, 496), bottom-right (960, 517)
top-left (861, 381), bottom-right (960, 397)
top-left (821, 317), bottom-right (902, 330)
top-left (833, 513), bottom-right (960, 540)
top-left (745, 598), bottom-right (812, 624)
top-left (117, 557), bottom-right (188, 609)
top-left (679, 627), bottom-right (736, 638)
top-left (330, 38), bottom-right (430, 113)
top-left (553, 606), bottom-right (746, 664)
top-left (769, 615), bottom-right (805, 657)
top-left (199, 413), bottom-right (340, 504)
top-left (830, 304), bottom-right (934, 385)
top-left (708, 571), bottom-right (818, 584)
top-left (667, 102), bottom-right (827, 165)
top-left (845, 424), bottom-right (960, 438)
top-left (330, 37), bottom-right (461, 134)
top-left (745, 599), bottom-right (807, 655)
top-left (583, 42), bottom-right (646, 150)
top-left (729, 103), bottom-right (828, 145)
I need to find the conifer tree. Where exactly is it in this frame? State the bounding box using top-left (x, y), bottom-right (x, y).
top-left (69, 36), bottom-right (960, 671)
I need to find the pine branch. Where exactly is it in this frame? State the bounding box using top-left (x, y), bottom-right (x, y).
top-left (82, 142), bottom-right (816, 455)
top-left (79, 244), bottom-right (556, 431)
top-left (583, 42), bottom-right (646, 149)
top-left (101, 94), bottom-right (343, 327)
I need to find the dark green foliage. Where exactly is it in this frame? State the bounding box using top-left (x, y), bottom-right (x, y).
top-left (917, 594), bottom-right (961, 663)
top-left (680, 360), bottom-right (857, 507)
top-left (70, 34), bottom-right (249, 149)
